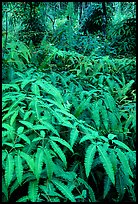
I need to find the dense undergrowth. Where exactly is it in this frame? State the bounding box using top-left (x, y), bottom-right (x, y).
top-left (2, 2), bottom-right (136, 202)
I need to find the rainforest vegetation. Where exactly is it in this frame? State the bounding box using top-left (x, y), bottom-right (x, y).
top-left (2, 2), bottom-right (136, 202)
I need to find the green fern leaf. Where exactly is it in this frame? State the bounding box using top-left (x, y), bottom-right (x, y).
top-left (10, 179), bottom-right (20, 196)
top-left (17, 126), bottom-right (24, 135)
top-left (109, 150), bottom-right (117, 174)
top-left (103, 176), bottom-right (112, 199)
top-left (97, 146), bottom-right (115, 185)
top-left (16, 196), bottom-right (29, 202)
top-left (85, 144), bottom-right (97, 178)
top-left (74, 96), bottom-right (91, 117)
top-left (70, 127), bottom-right (79, 147)
top-left (116, 148), bottom-right (133, 177)
top-left (115, 169), bottom-right (126, 201)
top-left (15, 154), bottom-right (23, 185)
top-left (43, 148), bottom-right (54, 180)
top-left (104, 92), bottom-right (116, 112)
top-left (77, 177), bottom-right (96, 202)
top-left (23, 111), bottom-right (32, 120)
top-left (10, 109), bottom-right (19, 126)
top-left (5, 153), bottom-right (14, 187)
top-left (122, 80), bottom-right (134, 95)
top-left (28, 180), bottom-right (38, 202)
top-left (50, 140), bottom-right (67, 168)
top-left (2, 84), bottom-right (20, 92)
top-left (20, 151), bottom-right (35, 173)
top-left (34, 148), bottom-right (44, 181)
top-left (2, 177), bottom-right (8, 201)
top-left (2, 110), bottom-right (16, 122)
top-left (50, 136), bottom-right (73, 153)
top-left (18, 134), bottom-right (30, 145)
top-left (108, 111), bottom-right (118, 131)
top-left (19, 120), bottom-right (33, 129)
top-left (91, 101), bottom-right (100, 129)
top-left (112, 140), bottom-right (131, 151)
top-left (52, 179), bottom-right (76, 202)
top-left (31, 83), bottom-right (40, 96)
top-left (9, 95), bottom-right (26, 112)
top-left (101, 105), bottom-right (108, 130)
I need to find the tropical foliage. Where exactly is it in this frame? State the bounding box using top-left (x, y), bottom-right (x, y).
top-left (2, 2), bottom-right (136, 202)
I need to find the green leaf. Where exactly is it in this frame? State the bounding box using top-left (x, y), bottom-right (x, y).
top-left (5, 153), bottom-right (14, 187)
top-left (28, 180), bottom-right (38, 202)
top-left (97, 146), bottom-right (115, 185)
top-left (101, 105), bottom-right (108, 130)
top-left (18, 134), bottom-right (31, 145)
top-left (17, 126), bottom-right (24, 135)
top-left (74, 96), bottom-right (91, 117)
top-left (104, 92), bottom-right (116, 112)
top-left (43, 148), bottom-right (54, 180)
top-left (52, 179), bottom-right (76, 202)
top-left (20, 151), bottom-right (35, 173)
top-left (16, 196), bottom-right (29, 202)
top-left (85, 144), bottom-right (97, 178)
top-left (34, 148), bottom-right (44, 181)
top-left (9, 95), bottom-right (26, 112)
top-left (10, 109), bottom-right (19, 126)
top-left (31, 83), bottom-right (40, 96)
top-left (103, 176), bottom-right (112, 199)
top-left (70, 127), bottom-right (79, 147)
top-left (19, 120), bottom-right (33, 129)
top-left (112, 140), bottom-right (131, 151)
top-left (116, 148), bottom-right (133, 177)
top-left (15, 154), bottom-right (23, 185)
top-left (50, 140), bottom-right (67, 168)
top-left (50, 136), bottom-right (73, 153)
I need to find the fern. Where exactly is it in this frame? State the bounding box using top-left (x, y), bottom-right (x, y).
top-left (28, 180), bottom-right (38, 202)
top-left (34, 148), bottom-right (44, 181)
top-left (20, 151), bottom-right (35, 174)
top-left (16, 196), bottom-right (29, 202)
top-left (112, 139), bottom-right (131, 151)
top-left (103, 175), bottom-right (112, 199)
top-left (43, 148), bottom-right (54, 181)
top-left (97, 146), bottom-right (115, 185)
top-left (5, 153), bottom-right (14, 187)
top-left (50, 136), bottom-right (74, 153)
top-left (15, 153), bottom-right (23, 185)
top-left (84, 144), bottom-right (97, 178)
top-left (116, 148), bottom-right (133, 177)
top-left (52, 179), bottom-right (76, 202)
top-left (70, 126), bottom-right (79, 147)
top-left (50, 140), bottom-right (67, 168)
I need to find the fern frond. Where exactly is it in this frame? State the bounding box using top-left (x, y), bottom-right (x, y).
top-left (28, 180), bottom-right (38, 202)
top-left (112, 139), bottom-right (131, 151)
top-left (70, 127), bottom-right (79, 147)
top-left (2, 177), bottom-right (8, 201)
top-left (52, 179), bottom-right (76, 202)
top-left (116, 148), bottom-right (133, 177)
top-left (100, 104), bottom-right (108, 130)
top-left (34, 148), bottom-right (44, 181)
top-left (115, 169), bottom-right (126, 201)
top-left (103, 175), bottom-right (112, 199)
top-left (97, 146), bottom-right (115, 185)
top-left (43, 148), bottom-right (54, 180)
top-left (15, 154), bottom-right (23, 185)
top-left (50, 136), bottom-right (73, 153)
top-left (50, 140), bottom-right (67, 168)
top-left (5, 153), bottom-right (14, 187)
top-left (85, 144), bottom-right (97, 178)
top-left (20, 151), bottom-right (35, 173)
top-left (16, 196), bottom-right (29, 202)
top-left (31, 83), bottom-right (40, 96)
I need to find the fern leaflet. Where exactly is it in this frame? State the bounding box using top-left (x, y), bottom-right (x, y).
top-left (97, 146), bottom-right (115, 185)
top-left (43, 148), bottom-right (54, 180)
top-left (5, 153), bottom-right (14, 187)
top-left (28, 180), bottom-right (38, 202)
top-left (15, 154), bottom-right (23, 185)
top-left (85, 144), bottom-right (97, 178)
